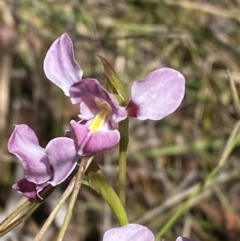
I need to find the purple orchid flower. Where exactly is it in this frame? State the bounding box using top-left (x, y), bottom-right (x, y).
top-left (44, 33), bottom-right (185, 156)
top-left (102, 223), bottom-right (198, 241)
top-left (103, 224), bottom-right (155, 241)
top-left (8, 125), bottom-right (78, 199)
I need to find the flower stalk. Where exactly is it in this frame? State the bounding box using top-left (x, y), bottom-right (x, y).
top-left (0, 201), bottom-right (42, 236)
top-left (34, 176), bottom-right (76, 241)
top-left (56, 156), bottom-right (93, 241)
top-left (118, 118), bottom-right (129, 207)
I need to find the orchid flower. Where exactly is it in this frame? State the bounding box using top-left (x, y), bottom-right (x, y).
top-left (8, 125), bottom-right (78, 199)
top-left (103, 224), bottom-right (154, 241)
top-left (102, 223), bottom-right (198, 241)
top-left (44, 33), bottom-right (185, 156)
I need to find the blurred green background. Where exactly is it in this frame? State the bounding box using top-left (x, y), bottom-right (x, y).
top-left (1, 0), bottom-right (240, 240)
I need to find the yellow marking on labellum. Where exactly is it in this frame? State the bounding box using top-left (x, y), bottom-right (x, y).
top-left (89, 98), bottom-right (112, 132)
top-left (89, 110), bottom-right (109, 132)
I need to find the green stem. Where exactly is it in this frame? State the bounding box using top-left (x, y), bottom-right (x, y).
top-left (56, 157), bottom-right (93, 241)
top-left (118, 118), bottom-right (129, 207)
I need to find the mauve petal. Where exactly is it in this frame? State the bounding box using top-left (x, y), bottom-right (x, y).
top-left (128, 68), bottom-right (185, 120)
top-left (12, 178), bottom-right (39, 199)
top-left (79, 99), bottom-right (98, 120)
top-left (44, 33), bottom-right (83, 96)
top-left (103, 224), bottom-right (154, 241)
top-left (110, 94), bottom-right (128, 123)
top-left (70, 120), bottom-right (89, 155)
top-left (8, 125), bottom-right (52, 184)
top-left (45, 137), bottom-right (79, 186)
top-left (176, 237), bottom-right (198, 241)
top-left (83, 130), bottom-right (120, 156)
top-left (70, 120), bottom-right (120, 156)
top-left (70, 79), bottom-right (127, 123)
top-left (13, 179), bottom-right (49, 200)
top-left (70, 78), bottom-right (113, 104)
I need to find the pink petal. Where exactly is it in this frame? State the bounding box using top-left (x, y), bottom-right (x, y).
top-left (83, 129), bottom-right (120, 156)
top-left (70, 120), bottom-right (120, 156)
top-left (12, 178), bottom-right (49, 200)
top-left (44, 33), bottom-right (83, 96)
top-left (79, 95), bottom-right (127, 123)
top-left (70, 79), bottom-right (127, 123)
top-left (103, 224), bottom-right (154, 241)
top-left (70, 120), bottom-right (89, 155)
top-left (8, 125), bottom-right (52, 184)
top-left (128, 68), bottom-right (185, 120)
top-left (79, 99), bottom-right (98, 120)
top-left (45, 137), bottom-right (78, 186)
top-left (12, 178), bottom-right (38, 199)
top-left (70, 78), bottom-right (113, 104)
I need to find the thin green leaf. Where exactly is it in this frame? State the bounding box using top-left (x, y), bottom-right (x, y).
top-left (86, 161), bottom-right (128, 226)
top-left (98, 55), bottom-right (128, 105)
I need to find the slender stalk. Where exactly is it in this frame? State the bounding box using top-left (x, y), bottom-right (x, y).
top-left (155, 120), bottom-right (240, 240)
top-left (0, 202), bottom-right (42, 236)
top-left (118, 118), bottom-right (129, 207)
top-left (22, 202), bottom-right (42, 221)
top-left (0, 185), bottom-right (55, 236)
top-left (0, 199), bottom-right (31, 231)
top-left (56, 157), bottom-right (93, 241)
top-left (34, 177), bottom-right (76, 241)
